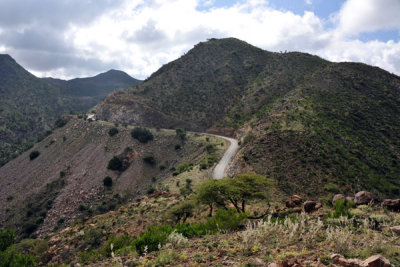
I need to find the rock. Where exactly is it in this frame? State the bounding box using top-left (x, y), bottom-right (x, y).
top-left (354, 191), bottom-right (373, 205)
top-left (293, 207), bottom-right (302, 213)
top-left (315, 203), bottom-right (323, 210)
top-left (276, 260), bottom-right (288, 267)
top-left (389, 226), bottom-right (400, 236)
top-left (361, 255), bottom-right (391, 267)
top-left (304, 200), bottom-right (317, 213)
top-left (286, 195), bottom-right (302, 208)
top-left (331, 254), bottom-right (362, 267)
top-left (346, 196), bottom-right (354, 203)
top-left (332, 194), bottom-right (345, 204)
top-left (382, 199), bottom-right (400, 212)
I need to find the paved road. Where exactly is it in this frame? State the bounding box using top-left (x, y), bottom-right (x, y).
top-left (211, 135), bottom-right (239, 179)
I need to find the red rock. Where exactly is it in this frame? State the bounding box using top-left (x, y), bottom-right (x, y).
top-left (293, 207), bottom-right (302, 213)
top-left (315, 203), bottom-right (323, 210)
top-left (361, 255), bottom-right (391, 267)
top-left (354, 191), bottom-right (374, 205)
top-left (389, 226), bottom-right (400, 236)
top-left (304, 200), bottom-right (317, 213)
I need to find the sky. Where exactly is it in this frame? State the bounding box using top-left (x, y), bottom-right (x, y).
top-left (0, 0), bottom-right (399, 80)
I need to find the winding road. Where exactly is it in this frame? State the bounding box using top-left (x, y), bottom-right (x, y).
top-left (211, 135), bottom-right (239, 179)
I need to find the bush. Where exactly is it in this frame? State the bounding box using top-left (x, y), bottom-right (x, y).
top-left (0, 250), bottom-right (36, 267)
top-left (327, 199), bottom-right (354, 218)
top-left (143, 155), bottom-right (156, 165)
top-left (131, 127), bottom-right (153, 143)
top-left (102, 234), bottom-right (135, 257)
top-left (103, 176), bottom-right (113, 187)
top-left (108, 127), bottom-right (119, 137)
top-left (207, 209), bottom-right (247, 232)
top-left (134, 225), bottom-right (173, 254)
top-left (29, 151), bottom-right (40, 161)
top-left (107, 156), bottom-right (122, 171)
top-left (175, 128), bottom-right (186, 140)
top-left (174, 222), bottom-right (212, 238)
top-left (146, 187), bottom-right (156, 195)
top-left (167, 202), bottom-right (194, 223)
top-left (0, 229), bottom-right (15, 251)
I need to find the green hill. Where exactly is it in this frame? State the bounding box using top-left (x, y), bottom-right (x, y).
top-left (97, 38), bottom-right (400, 198)
top-left (0, 55), bottom-right (141, 166)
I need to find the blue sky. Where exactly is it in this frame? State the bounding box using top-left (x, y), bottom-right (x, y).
top-left (0, 0), bottom-right (399, 79)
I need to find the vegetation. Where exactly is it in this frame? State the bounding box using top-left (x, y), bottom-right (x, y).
top-left (131, 127), bottom-right (153, 143)
top-left (29, 151), bottom-right (40, 161)
top-left (103, 176), bottom-right (113, 187)
top-left (107, 156), bottom-right (123, 171)
top-left (108, 127), bottom-right (119, 137)
top-left (143, 154), bottom-right (156, 165)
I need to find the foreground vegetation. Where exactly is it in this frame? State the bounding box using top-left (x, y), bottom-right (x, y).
top-left (1, 173), bottom-right (399, 266)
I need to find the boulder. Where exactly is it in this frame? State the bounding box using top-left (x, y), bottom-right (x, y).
top-left (354, 191), bottom-right (373, 205)
top-left (382, 199), bottom-right (400, 212)
top-left (293, 207), bottom-right (302, 213)
top-left (286, 195), bottom-right (303, 208)
top-left (304, 200), bottom-right (317, 213)
top-left (346, 196), bottom-right (354, 203)
top-left (361, 255), bottom-right (391, 267)
top-left (389, 226), bottom-right (400, 236)
top-left (315, 203), bottom-right (323, 210)
top-left (332, 194), bottom-right (345, 204)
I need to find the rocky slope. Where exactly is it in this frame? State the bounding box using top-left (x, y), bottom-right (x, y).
top-left (97, 38), bottom-right (400, 199)
top-left (0, 118), bottom-right (224, 238)
top-left (0, 55), bottom-right (141, 166)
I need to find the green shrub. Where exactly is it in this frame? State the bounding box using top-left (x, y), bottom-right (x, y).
top-left (143, 155), bottom-right (156, 165)
top-left (0, 229), bottom-right (15, 251)
top-left (103, 176), bottom-right (113, 187)
top-left (10, 238), bottom-right (48, 264)
top-left (108, 127), bottom-right (119, 137)
top-left (29, 151), bottom-right (40, 161)
top-left (0, 250), bottom-right (36, 267)
top-left (131, 127), bottom-right (153, 143)
top-left (327, 199), bottom-right (354, 218)
top-left (102, 234), bottom-right (135, 257)
top-left (146, 187), bottom-right (156, 195)
top-left (107, 156), bottom-right (122, 171)
top-left (174, 222), bottom-right (212, 238)
top-left (167, 202), bottom-right (194, 223)
top-left (207, 209), bottom-right (246, 232)
top-left (134, 225), bottom-right (173, 254)
top-left (324, 183), bottom-right (340, 193)
top-left (174, 144), bottom-right (181, 150)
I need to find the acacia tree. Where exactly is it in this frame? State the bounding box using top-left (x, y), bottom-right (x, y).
top-left (196, 173), bottom-right (275, 215)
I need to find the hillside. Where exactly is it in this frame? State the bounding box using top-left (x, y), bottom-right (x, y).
top-left (97, 38), bottom-right (400, 199)
top-left (0, 118), bottom-right (227, 239)
top-left (0, 55), bottom-right (141, 166)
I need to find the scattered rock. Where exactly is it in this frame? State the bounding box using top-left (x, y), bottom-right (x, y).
top-left (354, 191), bottom-right (373, 205)
top-left (346, 196), bottom-right (354, 203)
top-left (304, 200), bottom-right (317, 213)
top-left (293, 207), bottom-right (302, 213)
top-left (382, 199), bottom-right (400, 212)
top-left (332, 194), bottom-right (345, 204)
top-left (361, 255), bottom-right (391, 267)
top-left (315, 203), bottom-right (323, 210)
top-left (389, 226), bottom-right (400, 236)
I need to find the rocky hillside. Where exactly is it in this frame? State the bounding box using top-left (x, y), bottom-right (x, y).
top-left (0, 118), bottom-right (225, 239)
top-left (97, 38), bottom-right (400, 199)
top-left (0, 55), bottom-right (141, 166)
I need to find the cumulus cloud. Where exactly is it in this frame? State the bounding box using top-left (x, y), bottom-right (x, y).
top-left (0, 0), bottom-right (400, 79)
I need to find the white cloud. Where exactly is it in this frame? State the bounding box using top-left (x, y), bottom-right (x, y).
top-left (1, 0), bottom-right (400, 79)
top-left (335, 0), bottom-right (400, 36)
top-left (305, 0), bottom-right (312, 5)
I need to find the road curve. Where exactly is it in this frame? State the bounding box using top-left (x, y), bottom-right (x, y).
top-left (210, 135), bottom-right (239, 179)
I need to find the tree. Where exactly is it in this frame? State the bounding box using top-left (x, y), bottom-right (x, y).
top-left (195, 173), bottom-right (275, 214)
top-left (29, 151), bottom-right (40, 160)
top-left (167, 201), bottom-right (195, 223)
top-left (196, 179), bottom-right (226, 216)
top-left (221, 173), bottom-right (275, 213)
top-left (107, 156), bottom-right (122, 171)
top-left (131, 127), bottom-right (153, 143)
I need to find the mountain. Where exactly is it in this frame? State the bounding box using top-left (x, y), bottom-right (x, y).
top-left (97, 38), bottom-right (400, 198)
top-left (44, 69), bottom-right (141, 111)
top-left (0, 54), bottom-right (141, 166)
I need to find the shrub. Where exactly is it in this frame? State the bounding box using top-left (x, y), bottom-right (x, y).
top-left (134, 225), bottom-right (173, 254)
top-left (103, 176), bottom-right (113, 187)
top-left (131, 127), bottom-right (153, 143)
top-left (174, 222), bottom-right (212, 238)
top-left (0, 250), bottom-right (36, 266)
top-left (108, 127), bottom-right (119, 137)
top-left (0, 229), bottom-right (15, 251)
top-left (146, 187), bottom-right (156, 195)
top-left (174, 144), bottom-right (181, 150)
top-left (207, 209), bottom-right (247, 232)
top-left (328, 199), bottom-right (354, 218)
top-left (29, 151), bottom-right (40, 161)
top-left (102, 234), bottom-right (135, 257)
top-left (175, 128), bottom-right (186, 140)
top-left (107, 156), bottom-right (122, 171)
top-left (143, 155), bottom-right (156, 165)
